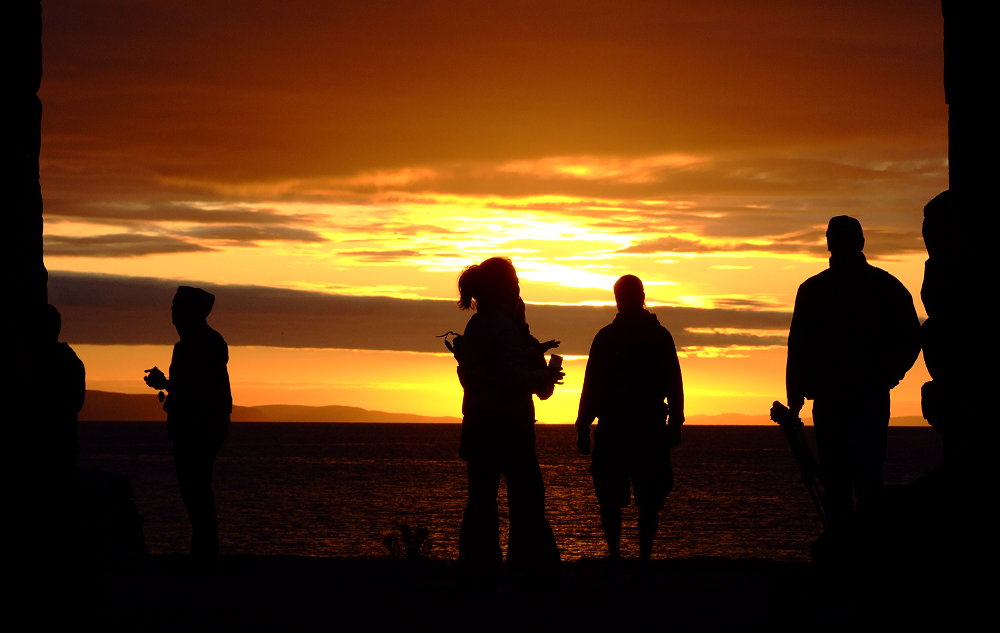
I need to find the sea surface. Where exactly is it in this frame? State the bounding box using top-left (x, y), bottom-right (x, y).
top-left (78, 422), bottom-right (942, 562)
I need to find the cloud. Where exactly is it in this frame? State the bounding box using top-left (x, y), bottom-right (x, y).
top-left (619, 234), bottom-right (828, 256)
top-left (183, 225), bottom-right (326, 243)
top-left (41, 1), bottom-right (944, 185)
top-left (38, 0), bottom-right (946, 271)
top-left (358, 222), bottom-right (458, 236)
top-left (336, 250), bottom-right (423, 263)
top-left (712, 298), bottom-right (785, 310)
top-left (49, 271), bottom-right (791, 354)
top-left (620, 226), bottom-right (924, 258)
top-left (198, 153), bottom-right (942, 210)
top-left (45, 234), bottom-right (213, 258)
top-left (45, 201), bottom-right (318, 225)
top-left (37, 1), bottom-right (941, 311)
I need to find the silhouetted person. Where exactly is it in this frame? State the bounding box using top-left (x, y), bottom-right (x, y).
top-left (575, 275), bottom-right (684, 570)
top-left (145, 286), bottom-right (232, 563)
top-left (23, 304), bottom-right (86, 557)
top-left (34, 304), bottom-right (86, 475)
top-left (452, 257), bottom-right (562, 590)
top-left (786, 216), bottom-right (920, 527)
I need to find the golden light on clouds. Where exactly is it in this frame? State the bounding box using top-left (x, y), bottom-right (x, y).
top-left (42, 1), bottom-right (945, 421)
top-left (497, 154), bottom-right (707, 183)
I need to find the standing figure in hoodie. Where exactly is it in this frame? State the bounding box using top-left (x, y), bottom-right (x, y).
top-left (575, 275), bottom-right (684, 567)
top-left (144, 286), bottom-right (232, 564)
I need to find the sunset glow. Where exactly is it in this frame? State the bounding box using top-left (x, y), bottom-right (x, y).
top-left (43, 1), bottom-right (944, 423)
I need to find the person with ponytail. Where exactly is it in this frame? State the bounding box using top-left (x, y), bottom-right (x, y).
top-left (452, 257), bottom-right (563, 590)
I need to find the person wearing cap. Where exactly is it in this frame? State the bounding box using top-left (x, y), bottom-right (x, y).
top-left (785, 216), bottom-right (920, 527)
top-left (144, 286), bottom-right (232, 562)
top-left (575, 275), bottom-right (684, 570)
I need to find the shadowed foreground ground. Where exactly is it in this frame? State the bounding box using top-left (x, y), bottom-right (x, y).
top-left (73, 556), bottom-right (811, 632)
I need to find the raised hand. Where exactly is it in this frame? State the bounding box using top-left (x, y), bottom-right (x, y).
top-left (144, 366), bottom-right (168, 390)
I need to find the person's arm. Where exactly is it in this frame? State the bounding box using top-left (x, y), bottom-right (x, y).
top-left (70, 347), bottom-right (86, 414)
top-left (662, 330), bottom-right (684, 447)
top-left (785, 285), bottom-right (809, 417)
top-left (662, 329), bottom-right (684, 424)
top-left (499, 319), bottom-right (562, 395)
top-left (536, 353), bottom-right (564, 401)
top-left (575, 337), bottom-right (601, 455)
top-left (144, 366), bottom-right (169, 391)
top-left (885, 280), bottom-right (922, 388)
top-left (185, 332), bottom-right (233, 416)
top-left (460, 313), bottom-right (560, 396)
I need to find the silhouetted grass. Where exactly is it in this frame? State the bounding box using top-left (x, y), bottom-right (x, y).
top-left (383, 523), bottom-right (432, 560)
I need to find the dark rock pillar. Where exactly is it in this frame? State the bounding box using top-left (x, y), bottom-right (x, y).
top-left (944, 1), bottom-right (993, 211)
top-left (9, 1), bottom-right (47, 310)
top-left (903, 4), bottom-right (992, 625)
top-left (921, 2), bottom-right (992, 463)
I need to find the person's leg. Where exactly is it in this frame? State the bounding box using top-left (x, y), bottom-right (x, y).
top-left (849, 390), bottom-right (890, 517)
top-left (459, 458), bottom-right (502, 581)
top-left (592, 430), bottom-right (629, 559)
top-left (637, 506), bottom-right (659, 562)
top-left (505, 450), bottom-right (559, 575)
top-left (813, 398), bottom-right (853, 528)
top-left (599, 505), bottom-right (623, 559)
top-left (174, 442), bottom-right (216, 558)
top-left (174, 430), bottom-right (225, 560)
top-left (633, 430), bottom-right (671, 562)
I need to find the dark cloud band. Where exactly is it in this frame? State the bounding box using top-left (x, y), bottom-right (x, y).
top-left (48, 271), bottom-right (790, 354)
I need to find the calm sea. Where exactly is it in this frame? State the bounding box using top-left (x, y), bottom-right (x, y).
top-left (78, 422), bottom-right (942, 562)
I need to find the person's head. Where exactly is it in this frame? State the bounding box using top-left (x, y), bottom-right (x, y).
top-left (41, 304), bottom-right (62, 342)
top-left (457, 257), bottom-right (519, 312)
top-left (171, 286), bottom-right (215, 331)
top-left (826, 216), bottom-right (865, 254)
top-left (614, 274), bottom-right (645, 313)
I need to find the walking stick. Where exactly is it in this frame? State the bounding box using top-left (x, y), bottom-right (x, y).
top-left (770, 401), bottom-right (829, 529)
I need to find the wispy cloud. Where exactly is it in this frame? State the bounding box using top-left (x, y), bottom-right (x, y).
top-left (335, 249), bottom-right (423, 263)
top-left (46, 201), bottom-right (320, 225)
top-left (183, 225), bottom-right (326, 243)
top-left (45, 234), bottom-right (213, 258)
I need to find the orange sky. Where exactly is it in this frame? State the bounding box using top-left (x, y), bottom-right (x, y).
top-left (40, 1), bottom-right (945, 422)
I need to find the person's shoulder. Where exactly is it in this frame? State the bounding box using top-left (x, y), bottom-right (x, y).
top-left (596, 320), bottom-right (618, 337)
top-left (647, 314), bottom-right (677, 346)
top-left (643, 311), bottom-right (670, 331)
top-left (866, 262), bottom-right (904, 282)
top-left (865, 264), bottom-right (912, 295)
top-left (206, 325), bottom-right (228, 346)
top-left (52, 341), bottom-right (83, 364)
top-left (465, 310), bottom-right (497, 331)
top-left (588, 321), bottom-right (619, 353)
top-left (800, 267), bottom-right (833, 288)
top-left (54, 341), bottom-right (77, 355)
top-left (463, 310), bottom-right (517, 338)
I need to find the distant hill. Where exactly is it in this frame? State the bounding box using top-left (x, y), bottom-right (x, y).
top-left (80, 390), bottom-right (928, 426)
top-left (682, 413), bottom-right (928, 427)
top-left (245, 404), bottom-right (460, 424)
top-left (684, 413), bottom-right (771, 426)
top-left (79, 390), bottom-right (461, 423)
